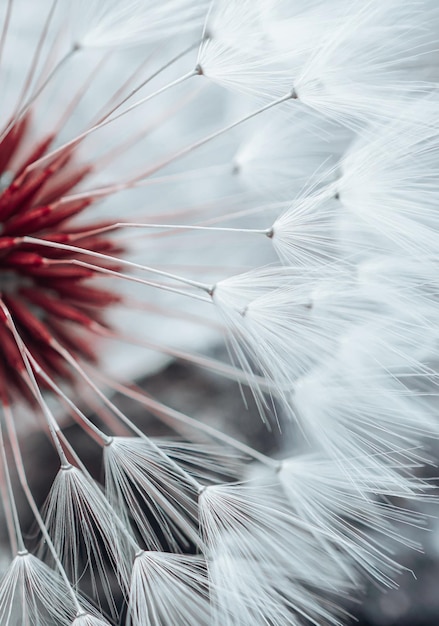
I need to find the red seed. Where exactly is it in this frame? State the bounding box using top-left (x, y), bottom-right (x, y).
top-left (26, 264), bottom-right (94, 279)
top-left (0, 115), bottom-right (30, 175)
top-left (20, 287), bottom-right (98, 327)
top-left (14, 133), bottom-right (56, 178)
top-left (26, 199), bottom-right (91, 234)
top-left (41, 281), bottom-right (121, 305)
top-left (3, 251), bottom-right (45, 267)
top-left (0, 237), bottom-right (20, 254)
top-left (37, 232), bottom-right (71, 244)
top-left (62, 219), bottom-right (115, 236)
top-left (0, 323), bottom-right (25, 372)
top-left (0, 358), bottom-right (11, 405)
top-left (49, 317), bottom-right (98, 363)
top-left (36, 164), bottom-right (92, 205)
top-left (0, 167), bottom-right (53, 220)
top-left (2, 204), bottom-right (53, 236)
top-left (2, 197), bottom-right (92, 237)
top-left (31, 340), bottom-right (75, 384)
top-left (3, 294), bottom-right (53, 345)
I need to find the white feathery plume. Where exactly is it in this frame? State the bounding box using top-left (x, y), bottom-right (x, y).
top-left (336, 100), bottom-right (439, 255)
top-left (72, 615), bottom-right (112, 626)
top-left (155, 439), bottom-right (243, 482)
top-left (40, 465), bottom-right (135, 618)
top-left (233, 108), bottom-right (351, 197)
top-left (202, 0), bottom-right (265, 51)
top-left (260, 0), bottom-right (351, 69)
top-left (198, 482), bottom-right (351, 589)
top-left (356, 255), bottom-right (439, 327)
top-left (212, 265), bottom-right (375, 402)
top-left (212, 265), bottom-right (297, 310)
top-left (103, 437), bottom-right (201, 551)
top-left (71, 0), bottom-right (207, 49)
top-left (0, 552), bottom-right (78, 625)
top-left (333, 318), bottom-right (438, 383)
top-left (224, 282), bottom-right (339, 386)
top-left (128, 551), bottom-right (210, 626)
top-left (291, 1), bottom-right (439, 127)
top-left (196, 0), bottom-right (291, 97)
top-left (211, 267), bottom-right (306, 410)
top-left (209, 551), bottom-right (349, 626)
top-left (0, 1), bottom-right (438, 624)
top-left (269, 192), bottom-right (343, 266)
top-left (291, 328), bottom-right (438, 473)
top-left (199, 481), bottom-right (352, 625)
top-left (277, 453), bottom-right (431, 587)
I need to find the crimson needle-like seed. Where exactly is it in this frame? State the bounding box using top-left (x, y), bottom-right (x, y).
top-left (0, 116), bottom-right (123, 405)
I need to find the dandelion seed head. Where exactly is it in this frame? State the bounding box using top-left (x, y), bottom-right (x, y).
top-left (0, 1), bottom-right (438, 624)
top-left (0, 112), bottom-right (124, 403)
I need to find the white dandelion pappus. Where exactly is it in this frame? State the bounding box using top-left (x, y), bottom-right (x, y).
top-left (40, 465), bottom-right (135, 617)
top-left (199, 481), bottom-right (353, 625)
top-left (128, 551), bottom-right (211, 626)
top-left (103, 436), bottom-right (202, 552)
top-left (291, 324), bottom-right (439, 473)
top-left (0, 552), bottom-right (79, 625)
top-left (0, 0), bottom-right (438, 625)
top-left (232, 107), bottom-right (351, 198)
top-left (289, 0), bottom-right (439, 127)
top-left (72, 616), bottom-right (112, 626)
top-left (71, 0), bottom-right (208, 49)
top-left (276, 452), bottom-right (432, 587)
top-left (336, 99), bottom-right (439, 256)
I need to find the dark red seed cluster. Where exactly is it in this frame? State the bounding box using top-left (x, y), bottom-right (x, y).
top-left (0, 113), bottom-right (122, 404)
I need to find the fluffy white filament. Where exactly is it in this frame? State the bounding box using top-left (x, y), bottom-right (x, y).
top-left (0, 1), bottom-right (438, 625)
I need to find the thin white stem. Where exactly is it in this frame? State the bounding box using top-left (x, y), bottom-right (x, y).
top-left (50, 91), bottom-right (295, 202)
top-left (92, 376), bottom-right (280, 470)
top-left (202, 200), bottom-right (290, 225)
top-left (13, 0), bottom-right (59, 115)
top-left (0, 300), bottom-right (70, 466)
top-left (21, 236), bottom-right (214, 294)
top-left (73, 383), bottom-right (131, 437)
top-left (94, 40), bottom-right (200, 125)
top-left (121, 295), bottom-right (223, 331)
top-left (0, 454), bottom-right (17, 554)
top-left (131, 91), bottom-right (295, 183)
top-left (0, 416), bottom-right (25, 553)
top-left (27, 352), bottom-right (111, 447)
top-left (2, 403), bottom-right (83, 614)
top-left (71, 221), bottom-right (271, 236)
top-left (103, 68), bottom-right (198, 127)
top-left (93, 328), bottom-right (276, 392)
top-left (49, 338), bottom-right (203, 493)
top-left (92, 82), bottom-right (206, 172)
top-left (134, 163), bottom-right (230, 187)
top-left (44, 257), bottom-right (212, 302)
top-left (25, 68), bottom-right (197, 175)
top-left (0, 0), bottom-right (13, 74)
top-left (59, 163), bottom-right (230, 201)
top-left (52, 56), bottom-right (109, 137)
top-left (63, 197), bottom-right (283, 242)
top-left (0, 30), bottom-right (74, 144)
